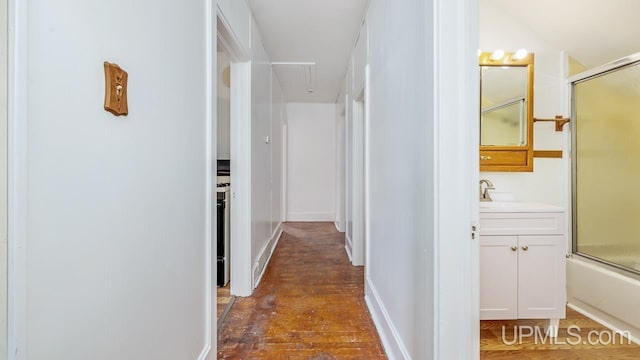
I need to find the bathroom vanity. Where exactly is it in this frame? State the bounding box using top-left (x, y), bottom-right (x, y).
top-left (479, 202), bottom-right (566, 333)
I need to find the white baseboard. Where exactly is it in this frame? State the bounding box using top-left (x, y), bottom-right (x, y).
top-left (365, 278), bottom-right (410, 359)
top-left (197, 344), bottom-right (211, 360)
top-left (345, 234), bottom-right (353, 262)
top-left (252, 222), bottom-right (283, 287)
top-left (286, 211), bottom-right (335, 222)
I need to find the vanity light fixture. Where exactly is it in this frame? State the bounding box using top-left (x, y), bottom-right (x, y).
top-left (490, 49), bottom-right (505, 61)
top-left (512, 49), bottom-right (529, 61)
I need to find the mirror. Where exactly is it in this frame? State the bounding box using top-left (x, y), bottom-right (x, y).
top-left (481, 66), bottom-right (528, 146)
top-left (479, 51), bottom-right (534, 172)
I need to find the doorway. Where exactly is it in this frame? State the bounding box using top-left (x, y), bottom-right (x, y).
top-left (215, 43), bottom-right (233, 323)
top-left (351, 93), bottom-right (365, 267)
top-left (216, 15), bottom-right (253, 299)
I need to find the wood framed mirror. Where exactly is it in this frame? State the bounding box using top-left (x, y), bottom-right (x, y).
top-left (479, 51), bottom-right (534, 172)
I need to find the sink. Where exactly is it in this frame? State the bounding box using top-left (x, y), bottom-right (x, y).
top-left (480, 201), bottom-right (521, 208)
top-left (480, 201), bottom-right (563, 212)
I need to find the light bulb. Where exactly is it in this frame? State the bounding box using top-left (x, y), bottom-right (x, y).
top-left (490, 49), bottom-right (505, 61)
top-left (512, 49), bottom-right (528, 60)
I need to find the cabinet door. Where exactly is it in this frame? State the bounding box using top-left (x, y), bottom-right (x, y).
top-left (480, 235), bottom-right (518, 320)
top-left (517, 235), bottom-right (566, 319)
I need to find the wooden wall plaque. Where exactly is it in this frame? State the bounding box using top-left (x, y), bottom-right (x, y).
top-left (103, 62), bottom-right (129, 116)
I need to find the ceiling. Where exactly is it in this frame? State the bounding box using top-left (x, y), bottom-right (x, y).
top-left (488, 0), bottom-right (640, 69)
top-left (248, 0), bottom-right (640, 102)
top-left (248, 0), bottom-right (369, 103)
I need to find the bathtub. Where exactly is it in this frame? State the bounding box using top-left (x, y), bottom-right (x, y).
top-left (567, 256), bottom-right (640, 344)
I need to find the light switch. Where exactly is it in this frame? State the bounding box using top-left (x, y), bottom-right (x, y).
top-left (103, 62), bottom-right (129, 116)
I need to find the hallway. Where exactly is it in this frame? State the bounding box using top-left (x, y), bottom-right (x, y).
top-left (217, 222), bottom-right (385, 359)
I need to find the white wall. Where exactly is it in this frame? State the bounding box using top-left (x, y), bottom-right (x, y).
top-left (286, 103), bottom-right (337, 221)
top-left (217, 0), bottom-right (251, 55)
top-left (365, 0), bottom-right (434, 357)
top-left (249, 17), bottom-right (285, 285)
top-left (480, 0), bottom-right (568, 207)
top-left (271, 75), bottom-right (284, 231)
top-left (0, 0), bottom-right (7, 356)
top-left (217, 51), bottom-right (231, 159)
top-left (361, 0), bottom-right (479, 358)
top-left (353, 24), bottom-right (368, 97)
top-left (19, 0), bottom-right (212, 359)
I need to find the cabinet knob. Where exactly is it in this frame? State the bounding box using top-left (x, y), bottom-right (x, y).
top-left (480, 155), bottom-right (492, 161)
top-left (522, 245), bottom-right (529, 251)
top-left (511, 246), bottom-right (518, 252)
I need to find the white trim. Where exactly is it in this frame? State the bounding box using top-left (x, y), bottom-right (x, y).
top-left (218, 0), bottom-right (253, 300)
top-left (561, 51), bottom-right (573, 274)
top-left (286, 212), bottom-right (335, 222)
top-left (344, 90), bottom-right (351, 259)
top-left (281, 124), bottom-right (288, 222)
top-left (7, 0), bottom-right (27, 357)
top-left (334, 98), bottom-right (343, 232)
top-left (432, 0), bottom-right (479, 359)
top-left (252, 223), bottom-right (283, 287)
top-left (216, 4), bottom-right (250, 62)
top-left (351, 98), bottom-right (364, 267)
top-left (197, 344), bottom-right (212, 360)
top-left (363, 64), bottom-right (370, 279)
top-left (204, 0), bottom-right (215, 357)
top-left (365, 278), bottom-right (409, 360)
top-left (229, 61), bottom-right (253, 297)
top-left (344, 234), bottom-right (353, 262)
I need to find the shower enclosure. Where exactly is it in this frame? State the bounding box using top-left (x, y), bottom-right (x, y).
top-left (572, 53), bottom-right (640, 275)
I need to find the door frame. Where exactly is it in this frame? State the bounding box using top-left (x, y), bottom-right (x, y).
top-left (205, 0), bottom-right (215, 356)
top-left (432, 0), bottom-right (479, 358)
top-left (351, 93), bottom-right (365, 267)
top-left (363, 64), bottom-right (371, 279)
top-left (7, 0), bottom-right (28, 356)
top-left (216, 5), bottom-right (253, 298)
top-left (0, 0), bottom-right (5, 350)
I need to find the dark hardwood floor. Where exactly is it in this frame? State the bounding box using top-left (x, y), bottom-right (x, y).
top-left (217, 283), bottom-right (232, 321)
top-left (217, 222), bottom-right (385, 359)
top-left (217, 221), bottom-right (639, 359)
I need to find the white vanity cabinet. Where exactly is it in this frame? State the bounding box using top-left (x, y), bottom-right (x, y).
top-left (479, 203), bottom-right (566, 324)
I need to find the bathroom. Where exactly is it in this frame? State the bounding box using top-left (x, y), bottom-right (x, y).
top-left (479, 0), bottom-right (640, 347)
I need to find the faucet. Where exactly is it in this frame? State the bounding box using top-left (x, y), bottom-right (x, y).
top-left (479, 179), bottom-right (495, 202)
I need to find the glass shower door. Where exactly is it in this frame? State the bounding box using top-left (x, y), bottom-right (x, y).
top-left (573, 57), bottom-right (640, 274)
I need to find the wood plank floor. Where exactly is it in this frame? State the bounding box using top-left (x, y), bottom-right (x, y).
top-left (217, 284), bottom-right (232, 321)
top-left (217, 221), bottom-right (639, 359)
top-left (481, 307), bottom-right (640, 359)
top-left (217, 222), bottom-right (385, 359)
